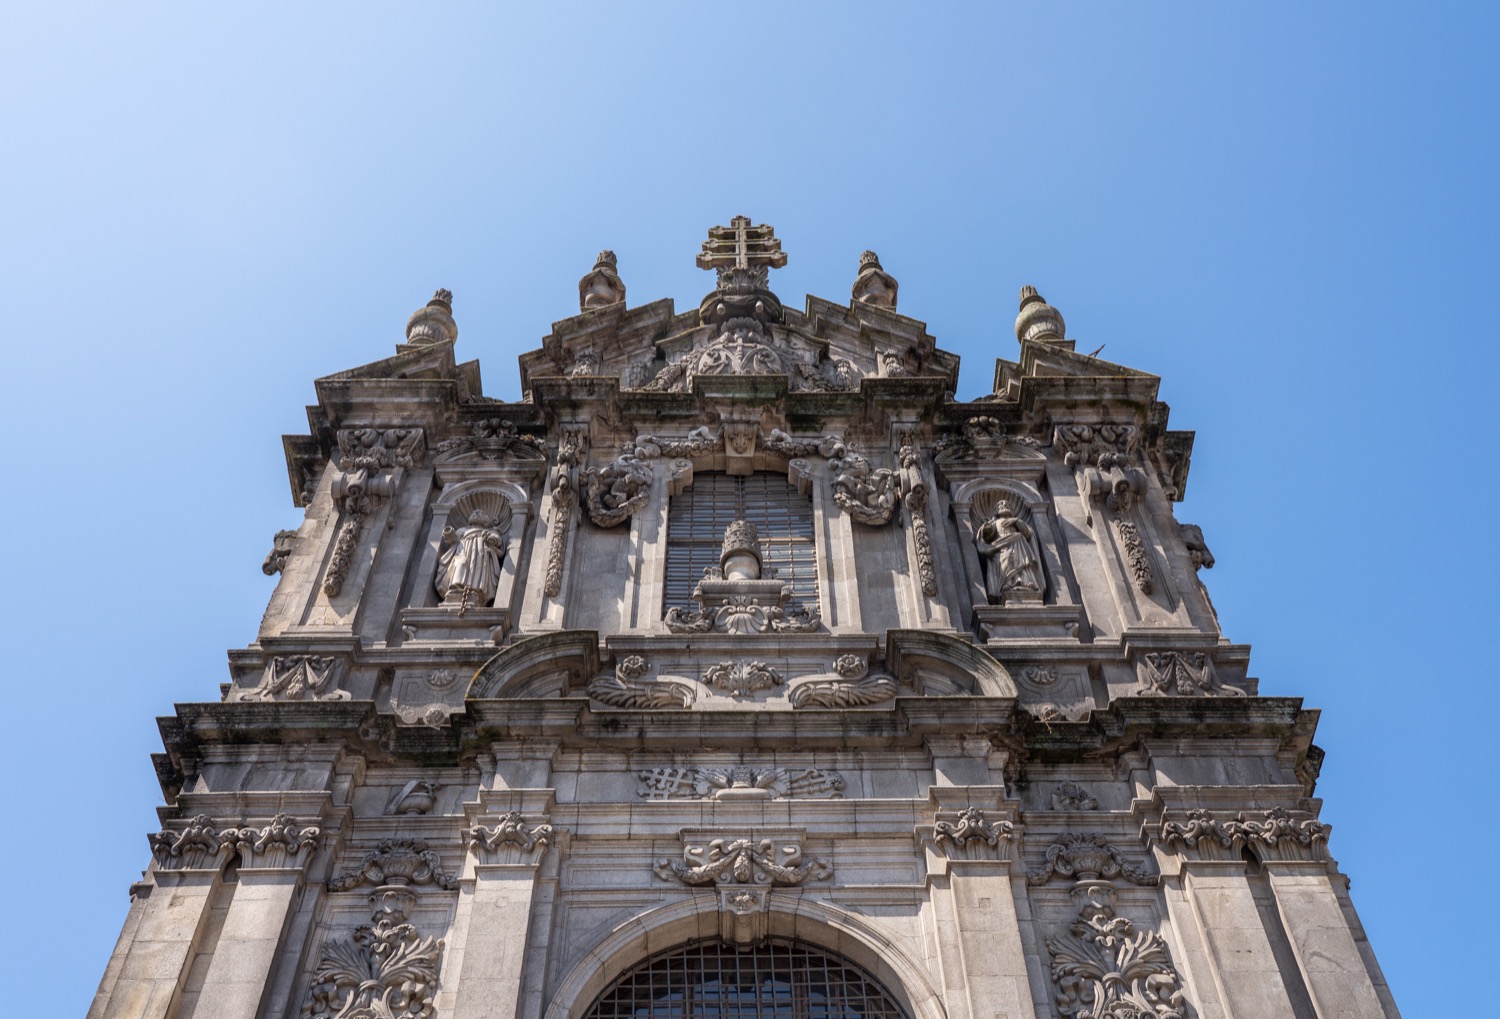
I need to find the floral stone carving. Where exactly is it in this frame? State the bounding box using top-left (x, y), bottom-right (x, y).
top-left (1160, 807), bottom-right (1331, 861)
top-left (1027, 833), bottom-right (1157, 887)
top-left (655, 837), bottom-right (833, 886)
top-left (1046, 884), bottom-right (1187, 1019)
top-left (703, 660), bottom-right (784, 697)
top-left (664, 520), bottom-right (820, 634)
top-left (150, 813), bottom-right (319, 870)
top-left (301, 885), bottom-right (443, 1019)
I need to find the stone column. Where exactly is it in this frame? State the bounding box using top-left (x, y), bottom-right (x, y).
top-left (923, 800), bottom-right (1036, 1019)
top-left (449, 810), bottom-right (556, 1019)
top-left (88, 869), bottom-right (221, 1019)
top-left (1177, 861), bottom-right (1304, 1018)
top-left (1264, 863), bottom-right (1395, 1017)
top-left (186, 815), bottom-right (320, 1019)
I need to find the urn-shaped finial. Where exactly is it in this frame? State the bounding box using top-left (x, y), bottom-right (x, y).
top-left (405, 289), bottom-right (458, 345)
top-left (720, 520), bottom-right (763, 581)
top-left (852, 250), bottom-right (899, 309)
top-left (1015, 285), bottom-right (1065, 344)
top-left (579, 250), bottom-right (627, 311)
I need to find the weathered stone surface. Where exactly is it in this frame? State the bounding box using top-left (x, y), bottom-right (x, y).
top-left (92, 221), bottom-right (1400, 1019)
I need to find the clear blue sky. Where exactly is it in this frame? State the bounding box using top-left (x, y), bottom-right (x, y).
top-left (4, 4), bottom-right (1493, 1015)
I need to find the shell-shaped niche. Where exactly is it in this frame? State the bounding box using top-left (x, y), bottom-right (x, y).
top-left (445, 490), bottom-right (514, 534)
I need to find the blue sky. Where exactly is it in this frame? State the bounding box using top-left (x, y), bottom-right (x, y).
top-left (3, 4), bottom-right (1494, 1015)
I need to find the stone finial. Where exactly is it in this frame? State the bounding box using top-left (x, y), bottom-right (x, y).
top-left (851, 250), bottom-right (898, 309)
top-left (579, 250), bottom-right (626, 311)
top-left (1015, 285), bottom-right (1065, 344)
top-left (720, 520), bottom-right (763, 580)
top-left (405, 288), bottom-right (458, 345)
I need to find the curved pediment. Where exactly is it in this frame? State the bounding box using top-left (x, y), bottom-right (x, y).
top-left (468, 630), bottom-right (600, 699)
top-left (885, 629), bottom-right (1016, 698)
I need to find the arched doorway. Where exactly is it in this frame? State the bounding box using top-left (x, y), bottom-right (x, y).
top-left (580, 938), bottom-right (911, 1019)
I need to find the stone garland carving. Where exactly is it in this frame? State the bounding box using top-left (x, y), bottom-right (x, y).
top-left (639, 766), bottom-right (847, 800)
top-left (1051, 782), bottom-right (1100, 811)
top-left (704, 659), bottom-right (784, 697)
top-left (1027, 833), bottom-right (1158, 887)
top-left (301, 885), bottom-right (443, 1019)
top-left (1046, 884), bottom-right (1187, 1019)
top-left (150, 813), bottom-right (319, 870)
top-left (468, 812), bottom-right (554, 858)
top-left (229, 655), bottom-right (349, 703)
top-left (587, 655), bottom-right (695, 708)
top-left (328, 838), bottom-right (459, 892)
top-left (633, 426), bottom-right (721, 460)
top-left (762, 428), bottom-right (840, 459)
top-left (897, 430), bottom-right (938, 596)
top-left (583, 447), bottom-right (653, 527)
top-left (654, 837), bottom-right (833, 886)
top-left (544, 429), bottom-right (583, 596)
top-left (1160, 807), bottom-right (1330, 859)
top-left (262, 529), bottom-right (297, 575)
top-left (1113, 517), bottom-right (1155, 595)
top-left (792, 358), bottom-right (856, 392)
top-left (788, 654), bottom-right (898, 708)
top-left (1135, 651), bottom-right (1244, 697)
top-left (827, 441), bottom-right (900, 525)
top-left (933, 807), bottom-right (1015, 852)
top-left (324, 427), bottom-right (425, 597)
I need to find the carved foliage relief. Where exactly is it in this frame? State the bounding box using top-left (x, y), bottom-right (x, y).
top-left (655, 836), bottom-right (833, 887)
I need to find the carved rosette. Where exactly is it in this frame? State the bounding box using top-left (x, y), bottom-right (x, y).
top-left (654, 836), bottom-right (833, 887)
top-left (1027, 833), bottom-right (1158, 887)
top-left (1045, 884), bottom-right (1187, 1019)
top-left (468, 812), bottom-right (554, 861)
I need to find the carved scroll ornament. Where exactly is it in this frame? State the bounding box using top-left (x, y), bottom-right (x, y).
top-left (587, 655), bottom-right (695, 708)
top-left (1027, 833), bottom-right (1157, 887)
top-left (301, 886), bottom-right (443, 1019)
top-left (655, 837), bottom-right (832, 887)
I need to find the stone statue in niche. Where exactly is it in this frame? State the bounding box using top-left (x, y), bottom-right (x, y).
top-left (435, 511), bottom-right (506, 609)
top-left (975, 502), bottom-right (1044, 603)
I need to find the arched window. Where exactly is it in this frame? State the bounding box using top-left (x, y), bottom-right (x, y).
top-left (583, 938), bottom-right (909, 1019)
top-left (665, 473), bottom-right (817, 609)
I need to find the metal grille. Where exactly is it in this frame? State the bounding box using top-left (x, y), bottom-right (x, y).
top-left (665, 473), bottom-right (818, 609)
top-left (583, 938), bottom-right (910, 1019)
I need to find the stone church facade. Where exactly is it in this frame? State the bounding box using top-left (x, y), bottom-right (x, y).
top-left (90, 219), bottom-right (1400, 1019)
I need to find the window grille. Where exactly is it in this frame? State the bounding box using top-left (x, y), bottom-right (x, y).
top-left (665, 473), bottom-right (818, 610)
top-left (583, 937), bottom-right (910, 1019)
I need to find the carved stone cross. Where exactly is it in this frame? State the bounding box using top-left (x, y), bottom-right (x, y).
top-left (698, 216), bottom-right (787, 294)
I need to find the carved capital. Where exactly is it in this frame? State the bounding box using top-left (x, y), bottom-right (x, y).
top-left (468, 812), bottom-right (554, 862)
top-left (932, 807), bottom-right (1015, 859)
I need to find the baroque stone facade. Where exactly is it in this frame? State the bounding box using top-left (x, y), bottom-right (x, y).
top-left (91, 218), bottom-right (1400, 1019)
